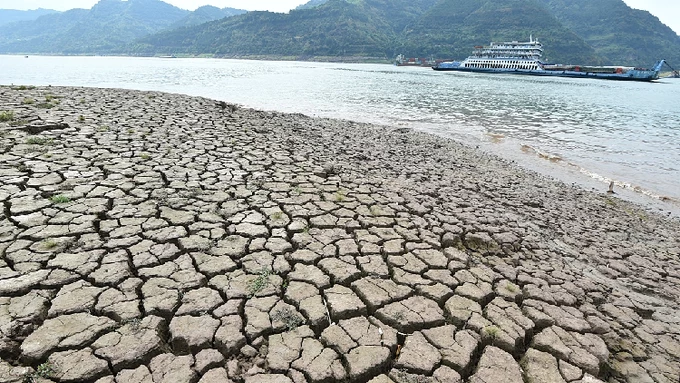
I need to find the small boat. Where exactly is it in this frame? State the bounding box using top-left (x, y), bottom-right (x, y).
top-left (433, 37), bottom-right (664, 82)
top-left (395, 54), bottom-right (434, 67)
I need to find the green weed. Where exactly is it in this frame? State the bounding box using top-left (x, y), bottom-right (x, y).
top-left (49, 195), bottom-right (71, 204)
top-left (484, 325), bottom-right (500, 340)
top-left (29, 361), bottom-right (55, 380)
top-left (42, 239), bottom-right (59, 250)
top-left (271, 307), bottom-right (303, 331)
top-left (23, 98), bottom-right (35, 105)
top-left (248, 269), bottom-right (271, 296)
top-left (25, 137), bottom-right (53, 145)
top-left (0, 111), bottom-right (14, 122)
top-left (334, 192), bottom-right (346, 202)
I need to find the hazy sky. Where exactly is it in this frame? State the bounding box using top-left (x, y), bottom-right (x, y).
top-left (1, 0), bottom-right (678, 34)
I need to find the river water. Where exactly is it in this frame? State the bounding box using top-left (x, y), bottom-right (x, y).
top-left (2, 55), bottom-right (679, 211)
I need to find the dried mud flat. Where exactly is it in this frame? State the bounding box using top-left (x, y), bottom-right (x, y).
top-left (0, 86), bottom-right (678, 383)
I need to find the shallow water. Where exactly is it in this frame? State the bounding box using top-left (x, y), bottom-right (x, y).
top-left (2, 55), bottom-right (679, 205)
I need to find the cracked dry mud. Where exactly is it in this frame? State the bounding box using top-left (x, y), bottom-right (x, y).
top-left (0, 86), bottom-right (679, 383)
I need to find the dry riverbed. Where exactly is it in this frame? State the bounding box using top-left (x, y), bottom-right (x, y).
top-left (0, 86), bottom-right (678, 383)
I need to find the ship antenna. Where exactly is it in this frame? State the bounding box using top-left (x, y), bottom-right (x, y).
top-left (530, 34), bottom-right (533, 43)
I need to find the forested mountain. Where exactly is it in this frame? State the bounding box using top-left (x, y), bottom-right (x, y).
top-left (400, 0), bottom-right (602, 64)
top-left (0, 9), bottom-right (91, 53)
top-left (1, 0), bottom-right (678, 66)
top-left (0, 8), bottom-right (58, 27)
top-left (169, 5), bottom-right (247, 29)
top-left (135, 0), bottom-right (598, 63)
top-left (0, 0), bottom-right (245, 54)
top-left (536, 0), bottom-right (680, 65)
top-left (134, 0), bottom-right (438, 58)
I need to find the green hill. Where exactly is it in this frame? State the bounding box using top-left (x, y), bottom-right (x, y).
top-left (135, 0), bottom-right (601, 63)
top-left (536, 0), bottom-right (680, 65)
top-left (1, 0), bottom-right (678, 66)
top-left (0, 0), bottom-right (245, 55)
top-left (401, 0), bottom-right (602, 64)
top-left (134, 0), bottom-right (438, 58)
top-left (0, 8), bottom-right (59, 27)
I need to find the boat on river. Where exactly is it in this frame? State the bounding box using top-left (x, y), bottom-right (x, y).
top-left (433, 37), bottom-right (665, 82)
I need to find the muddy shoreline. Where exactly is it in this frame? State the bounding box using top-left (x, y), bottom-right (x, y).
top-left (1, 86), bottom-right (678, 383)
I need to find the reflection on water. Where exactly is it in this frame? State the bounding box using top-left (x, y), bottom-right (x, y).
top-left (1, 55), bottom-right (679, 200)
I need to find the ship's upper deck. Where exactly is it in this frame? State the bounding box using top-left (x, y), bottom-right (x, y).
top-left (471, 39), bottom-right (543, 60)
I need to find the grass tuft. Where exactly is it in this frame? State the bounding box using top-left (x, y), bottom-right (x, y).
top-left (248, 269), bottom-right (272, 296)
top-left (334, 191), bottom-right (346, 202)
top-left (49, 195), bottom-right (71, 204)
top-left (271, 307), bottom-right (303, 331)
top-left (505, 282), bottom-right (518, 293)
top-left (483, 325), bottom-right (500, 340)
top-left (25, 137), bottom-right (53, 145)
top-left (0, 111), bottom-right (15, 122)
top-left (11, 85), bottom-right (34, 91)
top-left (42, 239), bottom-right (59, 250)
top-left (24, 361), bottom-right (55, 382)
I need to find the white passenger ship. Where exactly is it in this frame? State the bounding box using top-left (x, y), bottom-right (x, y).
top-left (460, 37), bottom-right (543, 71)
top-left (433, 37), bottom-right (664, 82)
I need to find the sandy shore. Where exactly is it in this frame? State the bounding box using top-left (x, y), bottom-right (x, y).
top-left (0, 86), bottom-right (678, 383)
